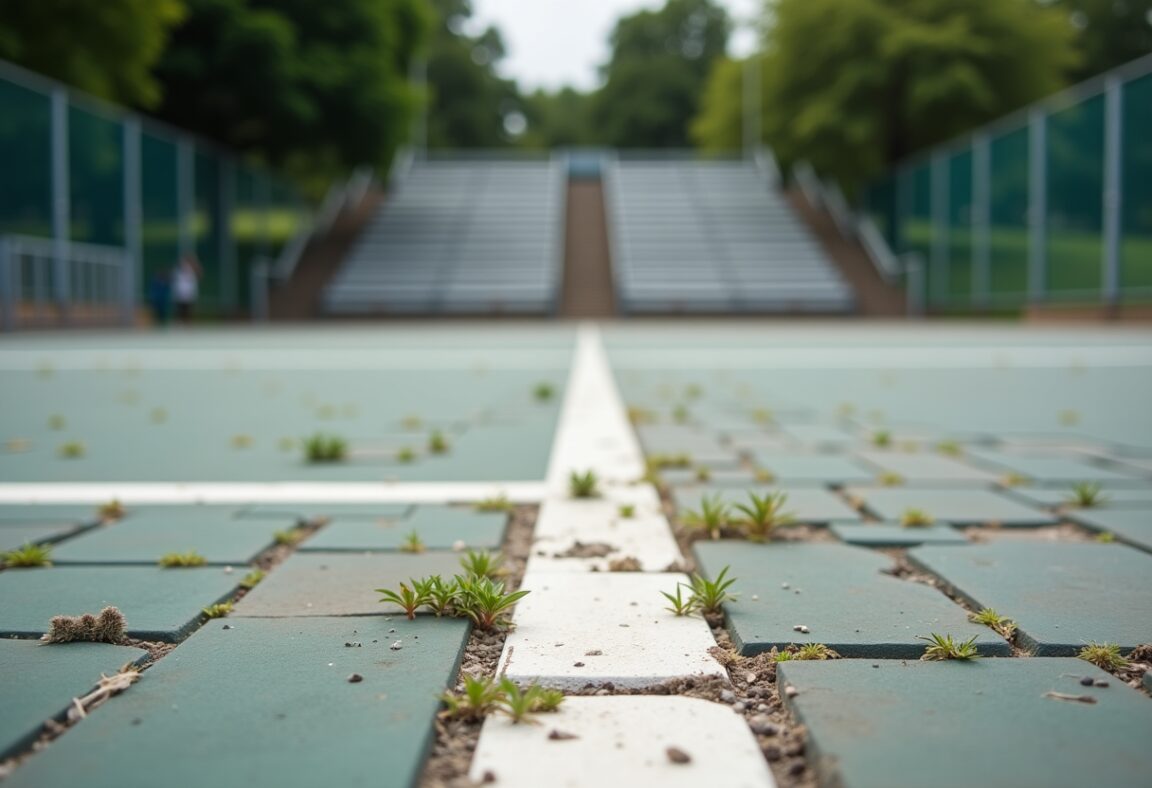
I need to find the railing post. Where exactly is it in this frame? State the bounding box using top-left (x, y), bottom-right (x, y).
top-left (971, 133), bottom-right (991, 310)
top-left (122, 118), bottom-right (142, 327)
top-left (1027, 108), bottom-right (1048, 304)
top-left (0, 238), bottom-right (14, 332)
top-left (51, 88), bottom-right (71, 323)
top-left (1102, 75), bottom-right (1123, 308)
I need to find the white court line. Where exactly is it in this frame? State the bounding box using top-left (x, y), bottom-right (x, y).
top-left (608, 345), bottom-right (1152, 369)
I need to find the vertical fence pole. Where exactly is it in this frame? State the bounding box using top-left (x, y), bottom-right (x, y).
top-left (0, 238), bottom-right (13, 332)
top-left (1027, 108), bottom-right (1048, 304)
top-left (177, 138), bottom-right (194, 258)
top-left (219, 157), bottom-right (237, 313)
top-left (122, 118), bottom-right (141, 327)
top-left (51, 88), bottom-right (71, 322)
top-left (972, 133), bottom-right (991, 310)
top-left (1102, 76), bottom-right (1123, 309)
top-left (930, 152), bottom-right (949, 308)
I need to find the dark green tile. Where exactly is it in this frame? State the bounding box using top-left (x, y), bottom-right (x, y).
top-left (1, 617), bottom-right (469, 788)
top-left (1003, 486), bottom-right (1152, 509)
top-left (0, 566), bottom-right (238, 641)
top-left (303, 506), bottom-right (506, 552)
top-left (830, 522), bottom-right (968, 548)
top-left (0, 505), bottom-right (100, 526)
top-left (673, 486), bottom-right (861, 524)
top-left (908, 542), bottom-right (1152, 654)
top-left (0, 640), bottom-right (148, 759)
top-left (746, 453), bottom-right (876, 485)
top-left (693, 541), bottom-right (1008, 658)
top-left (1067, 509), bottom-right (1152, 552)
top-left (854, 450), bottom-right (999, 484)
top-left (845, 488), bottom-right (1055, 526)
top-left (780, 658), bottom-right (1152, 788)
top-left (1, 523), bottom-right (87, 552)
top-left (236, 503), bottom-right (412, 522)
top-left (232, 552), bottom-right (464, 617)
top-left (967, 450), bottom-right (1148, 486)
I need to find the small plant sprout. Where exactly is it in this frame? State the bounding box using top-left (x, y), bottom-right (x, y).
top-left (396, 446), bottom-right (416, 463)
top-left (968, 608), bottom-right (1017, 639)
top-left (58, 441), bottom-right (86, 459)
top-left (158, 551), bottom-right (207, 568)
top-left (733, 491), bottom-right (794, 542)
top-left (423, 575), bottom-right (460, 617)
top-left (1067, 482), bottom-right (1107, 508)
top-left (672, 404), bottom-right (690, 424)
top-left (460, 550), bottom-right (505, 580)
top-left (660, 583), bottom-right (698, 616)
top-left (618, 504), bottom-right (636, 519)
top-left (498, 679), bottom-right (559, 724)
top-left (627, 406), bottom-right (655, 425)
top-left (428, 430), bottom-right (450, 454)
top-left (687, 566), bottom-right (738, 615)
top-left (2, 542), bottom-right (52, 568)
top-left (533, 382), bottom-right (555, 402)
top-left (1000, 472), bottom-right (1030, 487)
top-left (231, 434), bottom-right (253, 449)
top-left (303, 433), bottom-right (347, 463)
top-left (98, 499), bottom-right (126, 521)
top-left (48, 414), bottom-right (66, 430)
top-left (1078, 642), bottom-right (1128, 671)
top-left (454, 576), bottom-right (530, 631)
top-left (695, 466), bottom-right (712, 483)
top-left (376, 581), bottom-right (431, 620)
top-left (568, 469), bottom-right (600, 499)
top-left (401, 414), bottom-right (423, 430)
top-left (202, 602), bottom-right (233, 619)
top-left (648, 453), bottom-right (692, 469)
top-left (150, 407), bottom-right (168, 424)
top-left (42, 606), bottom-right (126, 644)
top-left (751, 407), bottom-right (774, 425)
top-left (918, 633), bottom-right (980, 661)
top-left (1058, 409), bottom-right (1080, 427)
top-left (794, 643), bottom-right (841, 661)
top-left (753, 468), bottom-right (777, 484)
top-left (239, 569), bottom-right (266, 589)
top-left (475, 494), bottom-right (513, 513)
top-left (878, 472), bottom-right (905, 487)
top-left (900, 508), bottom-right (934, 528)
top-left (1095, 531), bottom-right (1116, 543)
top-left (872, 430), bottom-right (892, 448)
top-left (440, 675), bottom-right (504, 721)
top-left (530, 687), bottom-right (565, 713)
top-left (400, 530), bottom-right (426, 554)
top-left (685, 493), bottom-right (731, 541)
top-left (274, 528), bottom-right (307, 546)
top-left (935, 440), bottom-right (963, 457)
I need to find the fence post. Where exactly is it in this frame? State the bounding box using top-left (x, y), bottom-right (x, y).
top-left (1027, 108), bottom-right (1048, 304)
top-left (0, 238), bottom-right (13, 332)
top-left (51, 88), bottom-right (71, 323)
top-left (930, 152), bottom-right (949, 308)
top-left (220, 158), bottom-right (237, 313)
top-left (122, 118), bottom-right (142, 327)
top-left (1102, 76), bottom-right (1123, 308)
top-left (971, 133), bottom-right (991, 310)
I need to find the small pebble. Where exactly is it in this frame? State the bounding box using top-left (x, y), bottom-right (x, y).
top-left (719, 689), bottom-right (736, 704)
top-left (585, 649), bottom-right (604, 656)
top-left (666, 746), bottom-right (692, 764)
top-left (762, 745), bottom-right (782, 762)
top-left (751, 594), bottom-right (759, 601)
top-left (784, 685), bottom-right (799, 698)
top-left (1079, 676), bottom-right (1095, 687)
top-left (781, 582), bottom-right (790, 589)
top-left (1094, 679), bottom-right (1110, 688)
top-left (574, 661), bottom-right (585, 667)
top-left (345, 642), bottom-right (361, 648)
top-left (347, 674), bottom-right (363, 683)
top-left (390, 641), bottom-right (402, 651)
top-left (548, 730), bottom-right (578, 741)
top-left (756, 703), bottom-right (768, 712)
top-left (748, 715), bottom-right (778, 736)
top-left (733, 702), bottom-right (746, 713)
top-left (222, 624), bottom-right (232, 630)
top-left (787, 760), bottom-right (806, 777)
top-left (744, 672), bottom-right (757, 684)
top-left (793, 625), bottom-right (809, 634)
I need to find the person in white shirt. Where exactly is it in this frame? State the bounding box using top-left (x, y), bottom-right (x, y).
top-left (171, 255), bottom-right (202, 323)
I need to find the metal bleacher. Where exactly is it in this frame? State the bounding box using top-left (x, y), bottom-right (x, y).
top-left (323, 156), bottom-right (565, 315)
top-left (603, 157), bottom-right (856, 314)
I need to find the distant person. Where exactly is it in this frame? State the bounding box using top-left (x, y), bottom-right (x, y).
top-left (172, 255), bottom-right (202, 323)
top-left (148, 269), bottom-right (171, 327)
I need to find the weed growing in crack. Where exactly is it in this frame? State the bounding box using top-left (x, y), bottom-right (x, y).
top-left (1095, 532), bottom-right (1116, 543)
top-left (672, 404), bottom-right (691, 424)
top-left (475, 494), bottom-right (513, 513)
top-left (1078, 642), bottom-right (1128, 671)
top-left (733, 491), bottom-right (793, 542)
top-left (533, 382), bottom-right (555, 402)
top-left (440, 675), bottom-right (504, 721)
top-left (935, 440), bottom-right (962, 457)
top-left (872, 430), bottom-right (892, 448)
top-left (303, 433), bottom-right (347, 463)
top-left (618, 504), bottom-right (636, 519)
top-left (900, 508), bottom-right (934, 528)
top-left (400, 530), bottom-right (426, 554)
top-left (231, 434), bottom-right (253, 449)
top-left (530, 686), bottom-right (565, 712)
top-left (753, 468), bottom-right (776, 484)
top-left (460, 550), bottom-right (505, 580)
top-left (397, 446), bottom-right (416, 463)
top-left (498, 679), bottom-right (545, 723)
top-left (48, 415), bottom-right (66, 430)
top-left (239, 569), bottom-right (266, 589)
top-left (98, 499), bottom-right (126, 520)
top-left (1000, 472), bottom-right (1030, 487)
top-left (455, 576), bottom-right (530, 631)
top-left (1067, 482), bottom-right (1107, 508)
top-left (793, 643), bottom-right (840, 660)
top-left (878, 472), bottom-right (905, 486)
top-left (968, 608), bottom-right (1017, 639)
top-left (687, 566), bottom-right (738, 615)
top-left (158, 551), bottom-right (207, 568)
top-left (42, 606), bottom-right (125, 644)
top-left (648, 453), bottom-right (693, 470)
top-left (918, 633), bottom-right (980, 661)
top-left (684, 493), bottom-right (730, 541)
top-left (660, 583), bottom-right (698, 616)
top-left (202, 602), bottom-right (233, 619)
top-left (58, 441), bottom-right (86, 459)
top-left (428, 430), bottom-right (450, 455)
top-left (376, 581), bottom-right (431, 620)
top-left (423, 575), bottom-right (460, 617)
top-left (2, 542), bottom-right (52, 567)
top-left (440, 677), bottom-right (564, 723)
top-left (569, 469), bottom-right (600, 499)
top-left (695, 466), bottom-right (712, 482)
top-left (273, 528), bottom-right (307, 547)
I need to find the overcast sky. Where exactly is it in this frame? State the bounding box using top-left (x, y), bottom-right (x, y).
top-left (469, 0), bottom-right (762, 92)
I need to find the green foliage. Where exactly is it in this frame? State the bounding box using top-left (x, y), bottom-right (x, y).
top-left (733, 491), bottom-right (794, 542)
top-left (695, 0), bottom-right (1078, 189)
top-left (98, 499), bottom-right (126, 520)
top-left (459, 549), bottom-right (505, 580)
top-left (1056, 0), bottom-right (1152, 81)
top-left (684, 492), bottom-right (731, 540)
top-left (303, 433), bottom-right (347, 463)
top-left (878, 471), bottom-right (906, 486)
top-left (454, 575), bottom-right (530, 631)
top-left (568, 469), bottom-right (600, 499)
top-left (428, 430), bottom-right (450, 455)
top-left (440, 675), bottom-right (504, 721)
top-left (660, 583), bottom-right (698, 616)
top-left (519, 87), bottom-right (597, 149)
top-left (618, 504), bottom-right (636, 519)
top-left (532, 382), bottom-right (555, 402)
top-left (871, 430), bottom-right (892, 448)
top-left (594, 0), bottom-right (730, 147)
top-left (900, 508), bottom-right (934, 528)
top-left (396, 446), bottom-right (417, 463)
top-left (918, 633), bottom-right (980, 661)
top-left (687, 565), bottom-right (738, 614)
top-left (58, 441), bottom-right (86, 459)
top-left (793, 643), bottom-right (840, 660)
top-left (2, 542), bottom-right (52, 568)
top-left (648, 453), bottom-right (693, 469)
top-left (202, 602), bottom-right (233, 619)
top-left (475, 494), bottom-right (513, 513)
top-left (274, 528), bottom-right (306, 546)
top-left (400, 529), bottom-right (426, 554)
top-left (968, 607), bottom-right (1016, 638)
top-left (239, 569), bottom-right (266, 589)
top-left (0, 0), bottom-right (185, 107)
top-left (423, 575), bottom-right (460, 617)
top-left (376, 581), bottom-right (431, 620)
top-left (1078, 642), bottom-right (1128, 671)
top-left (1068, 482), bottom-right (1107, 508)
top-left (158, 551), bottom-right (207, 567)
top-left (935, 440), bottom-right (963, 457)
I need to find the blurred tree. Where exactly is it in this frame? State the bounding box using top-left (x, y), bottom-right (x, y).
top-left (593, 0), bottom-right (731, 148)
top-left (424, 0), bottom-right (521, 148)
top-left (152, 0), bottom-right (430, 191)
top-left (0, 0), bottom-right (185, 107)
top-left (690, 56), bottom-right (745, 152)
top-left (518, 87), bottom-right (597, 149)
top-left (694, 0), bottom-right (1077, 189)
top-left (1048, 0), bottom-right (1152, 80)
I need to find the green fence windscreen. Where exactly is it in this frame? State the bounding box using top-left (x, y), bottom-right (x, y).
top-left (1046, 93), bottom-right (1105, 298)
top-left (0, 76), bottom-right (52, 236)
top-left (1121, 73), bottom-right (1152, 296)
